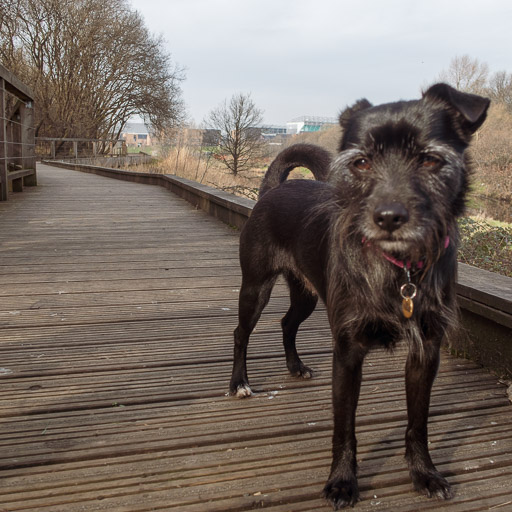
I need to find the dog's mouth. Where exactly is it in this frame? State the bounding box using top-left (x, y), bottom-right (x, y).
top-left (374, 239), bottom-right (413, 254)
top-left (364, 237), bottom-right (420, 263)
top-left (361, 213), bottom-right (428, 263)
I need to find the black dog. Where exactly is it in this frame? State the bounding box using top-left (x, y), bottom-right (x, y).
top-left (229, 83), bottom-right (489, 509)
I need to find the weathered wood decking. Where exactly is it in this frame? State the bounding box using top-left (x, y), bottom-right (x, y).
top-left (0, 164), bottom-right (510, 512)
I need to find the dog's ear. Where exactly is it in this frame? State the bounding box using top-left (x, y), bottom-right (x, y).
top-left (423, 83), bottom-right (490, 134)
top-left (339, 99), bottom-right (373, 130)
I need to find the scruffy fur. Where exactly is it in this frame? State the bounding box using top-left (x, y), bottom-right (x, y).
top-left (229, 84), bottom-right (489, 509)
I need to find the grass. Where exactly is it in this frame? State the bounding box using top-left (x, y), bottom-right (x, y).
top-left (458, 216), bottom-right (512, 277)
top-left (135, 146), bottom-right (263, 200)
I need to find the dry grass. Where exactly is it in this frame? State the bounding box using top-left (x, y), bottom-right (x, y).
top-left (138, 145), bottom-right (317, 201)
top-left (470, 103), bottom-right (512, 201)
top-left (145, 146), bottom-right (263, 200)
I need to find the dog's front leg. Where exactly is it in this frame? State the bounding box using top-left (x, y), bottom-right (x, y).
top-left (405, 343), bottom-right (453, 500)
top-left (323, 342), bottom-right (365, 509)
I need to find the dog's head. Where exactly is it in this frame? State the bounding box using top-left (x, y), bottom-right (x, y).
top-left (330, 83), bottom-right (490, 264)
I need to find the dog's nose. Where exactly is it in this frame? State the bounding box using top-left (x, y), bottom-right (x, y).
top-left (373, 202), bottom-right (409, 232)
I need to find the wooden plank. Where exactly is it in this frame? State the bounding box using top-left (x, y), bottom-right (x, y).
top-left (0, 164), bottom-right (510, 512)
top-left (7, 169), bottom-right (36, 181)
top-left (0, 77), bottom-right (7, 201)
top-left (458, 263), bottom-right (512, 315)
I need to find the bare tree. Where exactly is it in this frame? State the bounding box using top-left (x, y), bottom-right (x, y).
top-left (437, 55), bottom-right (489, 94)
top-left (0, 0), bottom-right (185, 141)
top-left (488, 70), bottom-right (512, 111)
top-left (204, 93), bottom-right (264, 176)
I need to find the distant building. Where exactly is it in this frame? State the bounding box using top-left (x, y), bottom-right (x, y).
top-left (286, 116), bottom-right (337, 135)
top-left (121, 122), bottom-right (154, 147)
top-left (181, 128), bottom-right (221, 146)
top-left (259, 124), bottom-right (288, 138)
top-left (120, 116), bottom-right (337, 149)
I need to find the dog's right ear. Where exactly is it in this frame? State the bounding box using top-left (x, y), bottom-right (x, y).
top-left (339, 99), bottom-right (373, 130)
top-left (423, 83), bottom-right (490, 135)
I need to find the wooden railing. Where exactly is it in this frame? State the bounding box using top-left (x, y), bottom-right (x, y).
top-left (36, 137), bottom-right (125, 160)
top-left (46, 153), bottom-right (153, 169)
top-left (0, 64), bottom-right (36, 201)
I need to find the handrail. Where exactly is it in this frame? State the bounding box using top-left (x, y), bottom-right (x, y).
top-left (36, 137), bottom-right (125, 160)
top-left (0, 64), bottom-right (36, 201)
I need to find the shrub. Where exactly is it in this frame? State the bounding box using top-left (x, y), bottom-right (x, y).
top-left (458, 217), bottom-right (512, 277)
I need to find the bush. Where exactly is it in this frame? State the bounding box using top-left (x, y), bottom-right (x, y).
top-left (458, 217), bottom-right (512, 276)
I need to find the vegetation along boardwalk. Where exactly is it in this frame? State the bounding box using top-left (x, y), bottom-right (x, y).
top-left (0, 164), bottom-right (510, 512)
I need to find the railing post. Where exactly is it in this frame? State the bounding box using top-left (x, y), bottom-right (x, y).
top-left (0, 65), bottom-right (36, 200)
top-left (20, 100), bottom-right (36, 186)
top-left (0, 77), bottom-right (7, 201)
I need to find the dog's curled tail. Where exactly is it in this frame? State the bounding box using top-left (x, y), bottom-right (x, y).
top-left (259, 143), bottom-right (332, 198)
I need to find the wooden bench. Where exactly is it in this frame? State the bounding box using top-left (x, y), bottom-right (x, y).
top-left (6, 167), bottom-right (37, 193)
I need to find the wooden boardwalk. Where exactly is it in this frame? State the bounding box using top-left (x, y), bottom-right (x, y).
top-left (0, 164), bottom-right (510, 512)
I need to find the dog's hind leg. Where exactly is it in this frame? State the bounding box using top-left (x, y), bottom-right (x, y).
top-left (281, 273), bottom-right (318, 379)
top-left (229, 276), bottom-right (276, 398)
top-left (405, 343), bottom-right (453, 500)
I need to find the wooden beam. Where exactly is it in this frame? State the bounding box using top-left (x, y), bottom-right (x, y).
top-left (0, 63), bottom-right (34, 102)
top-left (0, 78), bottom-right (8, 200)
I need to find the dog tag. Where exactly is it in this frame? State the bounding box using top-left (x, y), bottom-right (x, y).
top-left (400, 281), bottom-right (417, 319)
top-left (402, 297), bottom-right (414, 318)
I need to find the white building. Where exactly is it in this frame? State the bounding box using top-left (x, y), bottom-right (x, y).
top-left (286, 116), bottom-right (337, 135)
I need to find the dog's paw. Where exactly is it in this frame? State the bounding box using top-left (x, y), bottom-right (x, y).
top-left (297, 365), bottom-right (314, 379)
top-left (230, 384), bottom-right (253, 398)
top-left (288, 362), bottom-right (314, 380)
top-left (410, 468), bottom-right (453, 500)
top-left (322, 478), bottom-right (360, 509)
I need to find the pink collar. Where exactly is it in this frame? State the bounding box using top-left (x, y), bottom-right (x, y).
top-left (364, 236), bottom-right (450, 270)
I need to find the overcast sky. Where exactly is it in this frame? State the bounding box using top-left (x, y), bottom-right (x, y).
top-left (129, 0), bottom-right (512, 126)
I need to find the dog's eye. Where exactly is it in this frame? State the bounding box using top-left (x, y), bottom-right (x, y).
top-left (420, 155), bottom-right (443, 170)
top-left (352, 158), bottom-right (372, 171)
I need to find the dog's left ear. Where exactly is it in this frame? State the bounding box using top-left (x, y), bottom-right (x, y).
top-left (339, 99), bottom-right (373, 130)
top-left (423, 83), bottom-right (490, 135)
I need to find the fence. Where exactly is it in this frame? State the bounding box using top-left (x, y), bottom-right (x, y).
top-left (36, 137), bottom-right (125, 160)
top-left (0, 64), bottom-right (36, 201)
